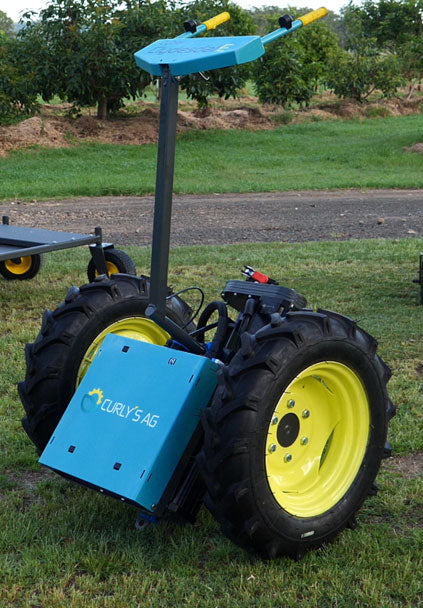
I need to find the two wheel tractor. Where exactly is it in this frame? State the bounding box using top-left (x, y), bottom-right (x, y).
top-left (18, 8), bottom-right (395, 560)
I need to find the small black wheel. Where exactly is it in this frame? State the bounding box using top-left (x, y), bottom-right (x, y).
top-left (87, 248), bottom-right (136, 282)
top-left (198, 309), bottom-right (395, 559)
top-left (0, 254), bottom-right (43, 280)
top-left (19, 274), bottom-right (193, 453)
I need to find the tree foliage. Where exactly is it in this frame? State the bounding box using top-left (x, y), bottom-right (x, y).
top-left (0, 33), bottom-right (38, 123)
top-left (342, 0), bottom-right (423, 98)
top-left (344, 0), bottom-right (423, 48)
top-left (18, 0), bottom-right (170, 119)
top-left (326, 48), bottom-right (403, 102)
top-left (0, 10), bottom-right (14, 37)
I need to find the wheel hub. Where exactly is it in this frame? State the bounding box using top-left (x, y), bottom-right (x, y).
top-left (277, 413), bottom-right (300, 447)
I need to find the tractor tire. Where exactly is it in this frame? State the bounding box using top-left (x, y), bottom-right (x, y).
top-left (19, 274), bottom-right (193, 454)
top-left (198, 309), bottom-right (395, 559)
top-left (0, 254), bottom-right (43, 280)
top-left (87, 248), bottom-right (136, 282)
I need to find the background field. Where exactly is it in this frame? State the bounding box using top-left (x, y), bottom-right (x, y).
top-left (0, 237), bottom-right (422, 607)
top-left (1, 113), bottom-right (423, 201)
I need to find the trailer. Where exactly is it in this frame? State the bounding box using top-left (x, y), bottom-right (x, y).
top-left (0, 215), bottom-right (135, 281)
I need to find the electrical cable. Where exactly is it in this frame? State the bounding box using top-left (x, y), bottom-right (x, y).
top-left (189, 321), bottom-right (219, 338)
top-left (196, 300), bottom-right (228, 359)
top-left (166, 286), bottom-right (204, 328)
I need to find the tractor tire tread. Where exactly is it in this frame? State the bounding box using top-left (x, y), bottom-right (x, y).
top-left (20, 274), bottom-right (194, 452)
top-left (198, 309), bottom-right (393, 558)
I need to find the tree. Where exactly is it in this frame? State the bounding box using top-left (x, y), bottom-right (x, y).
top-left (341, 0), bottom-right (423, 98)
top-left (326, 48), bottom-right (402, 101)
top-left (348, 0), bottom-right (423, 49)
top-left (400, 33), bottom-right (423, 97)
top-left (0, 10), bottom-right (14, 37)
top-left (327, 3), bottom-right (403, 102)
top-left (0, 32), bottom-right (38, 122)
top-left (18, 0), bottom-right (169, 119)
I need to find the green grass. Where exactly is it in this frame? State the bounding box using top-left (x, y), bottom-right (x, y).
top-left (1, 114), bottom-right (423, 200)
top-left (0, 238), bottom-right (422, 607)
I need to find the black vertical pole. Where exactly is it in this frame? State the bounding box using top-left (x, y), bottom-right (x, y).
top-left (148, 65), bottom-right (179, 317)
top-left (146, 65), bottom-right (205, 354)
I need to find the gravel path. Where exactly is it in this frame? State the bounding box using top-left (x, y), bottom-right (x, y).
top-left (0, 189), bottom-right (422, 246)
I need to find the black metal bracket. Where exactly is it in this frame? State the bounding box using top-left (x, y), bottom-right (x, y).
top-left (88, 226), bottom-right (109, 276)
top-left (146, 304), bottom-right (205, 355)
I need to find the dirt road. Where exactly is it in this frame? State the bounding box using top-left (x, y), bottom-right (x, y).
top-left (0, 189), bottom-right (422, 246)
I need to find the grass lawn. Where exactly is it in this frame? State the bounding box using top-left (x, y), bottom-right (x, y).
top-left (1, 114), bottom-right (423, 201)
top-left (0, 238), bottom-right (422, 607)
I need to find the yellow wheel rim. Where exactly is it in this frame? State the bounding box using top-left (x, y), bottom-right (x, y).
top-left (265, 361), bottom-right (370, 517)
top-left (94, 261), bottom-right (120, 278)
top-left (5, 256), bottom-right (33, 275)
top-left (76, 317), bottom-right (169, 386)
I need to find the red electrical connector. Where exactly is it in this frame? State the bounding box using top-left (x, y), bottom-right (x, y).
top-left (242, 265), bottom-right (278, 285)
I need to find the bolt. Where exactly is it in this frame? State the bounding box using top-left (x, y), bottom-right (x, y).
top-left (302, 409), bottom-right (310, 418)
top-left (272, 416), bottom-right (279, 425)
top-left (300, 436), bottom-right (309, 446)
top-left (284, 453), bottom-right (292, 462)
top-left (269, 444), bottom-right (277, 453)
top-left (151, 504), bottom-right (156, 511)
top-left (287, 399), bottom-right (295, 408)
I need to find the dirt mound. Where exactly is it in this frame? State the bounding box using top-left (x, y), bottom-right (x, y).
top-left (0, 116), bottom-right (67, 155)
top-left (403, 142), bottom-right (423, 153)
top-left (0, 94), bottom-right (422, 155)
top-left (178, 105), bottom-right (273, 131)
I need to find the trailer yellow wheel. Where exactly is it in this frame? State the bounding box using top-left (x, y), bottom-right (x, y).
top-left (87, 248), bottom-right (136, 282)
top-left (0, 254), bottom-right (43, 280)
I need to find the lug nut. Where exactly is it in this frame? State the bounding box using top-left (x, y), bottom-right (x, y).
top-left (272, 416), bottom-right (278, 425)
top-left (284, 454), bottom-right (292, 462)
top-left (302, 409), bottom-right (310, 418)
top-left (300, 436), bottom-right (309, 446)
top-left (269, 444), bottom-right (277, 453)
top-left (287, 399), bottom-right (295, 408)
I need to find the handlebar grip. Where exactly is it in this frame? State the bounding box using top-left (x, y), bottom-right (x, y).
top-left (203, 11), bottom-right (230, 31)
top-left (298, 7), bottom-right (328, 27)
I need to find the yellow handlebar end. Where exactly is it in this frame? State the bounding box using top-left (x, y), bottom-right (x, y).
top-left (203, 11), bottom-right (230, 31)
top-left (299, 7), bottom-right (328, 27)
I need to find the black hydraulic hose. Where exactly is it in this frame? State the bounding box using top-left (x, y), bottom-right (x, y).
top-left (196, 300), bottom-right (228, 360)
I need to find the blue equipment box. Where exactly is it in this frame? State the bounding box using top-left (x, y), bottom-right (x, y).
top-left (39, 334), bottom-right (218, 512)
top-left (134, 36), bottom-right (265, 77)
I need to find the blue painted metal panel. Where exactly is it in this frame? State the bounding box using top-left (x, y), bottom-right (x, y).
top-left (134, 36), bottom-right (265, 76)
top-left (40, 334), bottom-right (218, 512)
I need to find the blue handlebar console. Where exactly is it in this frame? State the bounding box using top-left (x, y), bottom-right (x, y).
top-left (134, 36), bottom-right (265, 77)
top-left (134, 8), bottom-right (328, 78)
